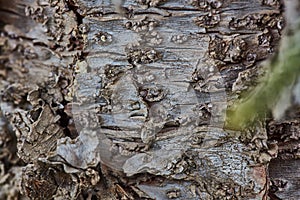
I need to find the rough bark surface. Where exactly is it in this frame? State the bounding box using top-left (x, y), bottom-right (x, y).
top-left (269, 159), bottom-right (300, 200)
top-left (0, 0), bottom-right (297, 200)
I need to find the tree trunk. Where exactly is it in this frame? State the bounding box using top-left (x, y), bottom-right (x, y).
top-left (0, 0), bottom-right (297, 200)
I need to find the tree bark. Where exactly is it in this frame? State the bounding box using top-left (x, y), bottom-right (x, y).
top-left (0, 0), bottom-right (297, 200)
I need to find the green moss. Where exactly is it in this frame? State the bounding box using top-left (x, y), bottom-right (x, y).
top-left (226, 29), bottom-right (300, 130)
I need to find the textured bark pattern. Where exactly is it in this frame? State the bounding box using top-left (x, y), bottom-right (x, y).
top-left (269, 159), bottom-right (300, 200)
top-left (0, 0), bottom-right (290, 199)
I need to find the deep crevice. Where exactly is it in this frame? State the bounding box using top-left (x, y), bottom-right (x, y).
top-left (65, 0), bottom-right (84, 25)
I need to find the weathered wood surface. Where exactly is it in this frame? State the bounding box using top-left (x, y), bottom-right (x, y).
top-left (0, 0), bottom-right (289, 199)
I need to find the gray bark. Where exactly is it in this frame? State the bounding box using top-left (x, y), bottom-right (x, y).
top-left (0, 0), bottom-right (297, 200)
